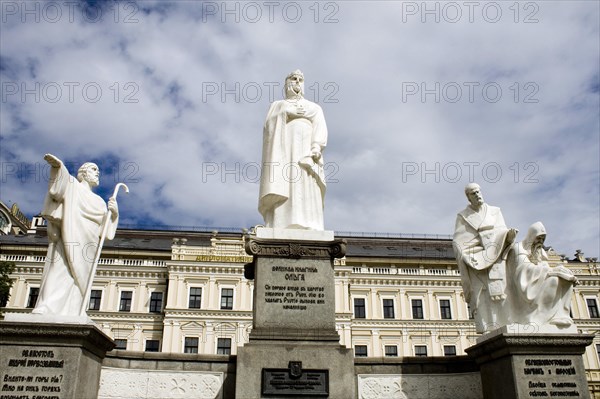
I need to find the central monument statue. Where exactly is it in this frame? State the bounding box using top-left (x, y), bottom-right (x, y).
top-left (258, 70), bottom-right (328, 231)
top-left (238, 72), bottom-right (353, 397)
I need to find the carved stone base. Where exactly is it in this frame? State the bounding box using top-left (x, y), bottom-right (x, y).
top-left (244, 237), bottom-right (345, 342)
top-left (0, 321), bottom-right (115, 399)
top-left (466, 333), bottom-right (594, 399)
top-left (255, 227), bottom-right (334, 241)
top-left (236, 341), bottom-right (355, 399)
top-left (237, 236), bottom-right (353, 397)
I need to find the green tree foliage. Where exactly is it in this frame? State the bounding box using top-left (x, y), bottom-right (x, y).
top-left (0, 261), bottom-right (16, 308)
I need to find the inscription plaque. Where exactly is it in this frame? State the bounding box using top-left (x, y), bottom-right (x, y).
top-left (0, 322), bottom-right (115, 399)
top-left (519, 357), bottom-right (586, 398)
top-left (1, 349), bottom-right (66, 399)
top-left (253, 257), bottom-right (336, 335)
top-left (466, 333), bottom-right (594, 399)
top-left (262, 362), bottom-right (328, 396)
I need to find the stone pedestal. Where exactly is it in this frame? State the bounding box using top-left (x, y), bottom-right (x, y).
top-left (466, 330), bottom-right (594, 399)
top-left (0, 321), bottom-right (115, 399)
top-left (236, 236), bottom-right (355, 398)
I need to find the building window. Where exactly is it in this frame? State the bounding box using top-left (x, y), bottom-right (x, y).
top-left (414, 346), bottom-right (428, 357)
top-left (440, 299), bottom-right (452, 319)
top-left (596, 344), bottom-right (600, 362)
top-left (149, 292), bottom-right (163, 313)
top-left (89, 290), bottom-right (102, 311)
top-left (145, 340), bottom-right (160, 352)
top-left (119, 291), bottom-right (132, 312)
top-left (384, 345), bottom-right (398, 357)
top-left (27, 287), bottom-right (39, 308)
top-left (383, 299), bottom-right (395, 319)
top-left (184, 337), bottom-right (199, 354)
top-left (189, 287), bottom-right (202, 309)
top-left (411, 299), bottom-right (424, 319)
top-left (217, 338), bottom-right (232, 355)
top-left (354, 345), bottom-right (368, 357)
top-left (587, 298), bottom-right (599, 318)
top-left (220, 288), bottom-right (233, 310)
top-left (114, 339), bottom-right (127, 350)
top-left (354, 298), bottom-right (366, 318)
top-left (444, 345), bottom-right (457, 356)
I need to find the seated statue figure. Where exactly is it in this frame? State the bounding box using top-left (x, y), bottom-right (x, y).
top-left (506, 222), bottom-right (578, 331)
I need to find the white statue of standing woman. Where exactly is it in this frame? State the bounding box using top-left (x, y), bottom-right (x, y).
top-left (258, 70), bottom-right (328, 231)
top-left (32, 154), bottom-right (120, 318)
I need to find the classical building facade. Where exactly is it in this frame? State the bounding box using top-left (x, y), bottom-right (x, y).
top-left (1, 214), bottom-right (599, 395)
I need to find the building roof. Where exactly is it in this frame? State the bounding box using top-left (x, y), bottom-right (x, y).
top-left (0, 226), bottom-right (456, 260)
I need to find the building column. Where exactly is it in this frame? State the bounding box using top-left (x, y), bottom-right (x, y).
top-left (371, 329), bottom-right (381, 357)
top-left (106, 280), bottom-right (117, 311)
top-left (136, 282), bottom-right (147, 313)
top-left (427, 291), bottom-right (436, 320)
top-left (205, 322), bottom-right (215, 354)
top-left (11, 277), bottom-right (26, 307)
top-left (244, 281), bottom-right (253, 311)
top-left (166, 273), bottom-right (179, 308)
top-left (342, 280), bottom-right (351, 313)
top-left (207, 277), bottom-right (217, 309)
top-left (369, 289), bottom-right (378, 319)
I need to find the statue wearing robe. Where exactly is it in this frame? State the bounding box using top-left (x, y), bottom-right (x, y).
top-left (258, 70), bottom-right (328, 231)
top-left (32, 156), bottom-right (118, 317)
top-left (453, 184), bottom-right (517, 333)
top-left (506, 222), bottom-right (577, 330)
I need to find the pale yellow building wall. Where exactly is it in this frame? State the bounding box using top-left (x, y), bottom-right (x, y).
top-left (1, 238), bottom-right (599, 379)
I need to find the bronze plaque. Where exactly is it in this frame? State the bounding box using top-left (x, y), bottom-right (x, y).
top-left (262, 362), bottom-right (328, 396)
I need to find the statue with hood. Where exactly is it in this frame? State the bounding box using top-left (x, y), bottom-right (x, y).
top-left (506, 221), bottom-right (578, 331)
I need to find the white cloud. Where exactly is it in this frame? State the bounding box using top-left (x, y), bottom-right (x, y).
top-left (1, 0), bottom-right (598, 258)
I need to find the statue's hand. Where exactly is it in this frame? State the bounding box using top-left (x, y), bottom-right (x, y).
top-left (506, 228), bottom-right (518, 244)
top-left (44, 153), bottom-right (62, 168)
top-left (108, 197), bottom-right (119, 219)
top-left (311, 150), bottom-right (322, 163)
top-left (462, 253), bottom-right (476, 268)
top-left (548, 266), bottom-right (578, 283)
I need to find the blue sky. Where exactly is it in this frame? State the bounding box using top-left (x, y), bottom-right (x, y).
top-left (1, 0), bottom-right (598, 258)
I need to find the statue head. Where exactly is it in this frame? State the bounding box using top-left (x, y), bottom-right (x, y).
top-left (285, 69), bottom-right (304, 99)
top-left (77, 162), bottom-right (100, 188)
top-left (464, 183), bottom-right (483, 208)
top-left (523, 221), bottom-right (547, 264)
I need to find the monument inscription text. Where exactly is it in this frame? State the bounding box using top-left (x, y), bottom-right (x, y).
top-left (253, 256), bottom-right (336, 332)
top-left (519, 358), bottom-right (584, 397)
top-left (262, 368), bottom-right (328, 396)
top-left (264, 265), bottom-right (326, 311)
top-left (1, 350), bottom-right (65, 399)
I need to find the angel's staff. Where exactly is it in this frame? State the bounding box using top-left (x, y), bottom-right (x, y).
top-left (79, 183), bottom-right (129, 316)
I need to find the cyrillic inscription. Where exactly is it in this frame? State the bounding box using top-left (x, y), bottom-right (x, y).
top-left (263, 265), bottom-right (326, 311)
top-left (1, 349), bottom-right (64, 399)
top-left (522, 358), bottom-right (581, 397)
top-left (262, 368), bottom-right (328, 396)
